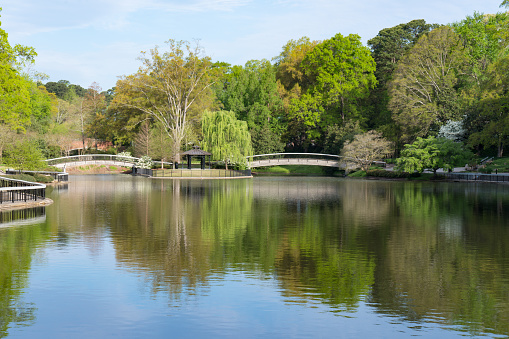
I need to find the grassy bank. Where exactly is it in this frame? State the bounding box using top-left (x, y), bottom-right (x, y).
top-left (481, 157), bottom-right (509, 173)
top-left (65, 164), bottom-right (129, 175)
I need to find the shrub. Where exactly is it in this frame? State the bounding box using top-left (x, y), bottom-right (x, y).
top-left (136, 155), bottom-right (153, 169)
top-left (32, 173), bottom-right (54, 183)
top-left (366, 169), bottom-right (412, 178)
top-left (348, 170), bottom-right (367, 177)
top-left (117, 151), bottom-right (133, 162)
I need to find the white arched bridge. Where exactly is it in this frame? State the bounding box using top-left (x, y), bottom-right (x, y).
top-left (45, 155), bottom-right (171, 169)
top-left (247, 153), bottom-right (344, 168)
top-left (46, 153), bottom-right (371, 169)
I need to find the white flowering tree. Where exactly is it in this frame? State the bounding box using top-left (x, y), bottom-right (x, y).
top-left (437, 120), bottom-right (465, 142)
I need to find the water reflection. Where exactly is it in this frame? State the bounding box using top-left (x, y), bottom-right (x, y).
top-left (2, 176), bottom-right (509, 337)
top-left (0, 207), bottom-right (46, 228)
top-left (0, 208), bottom-right (49, 338)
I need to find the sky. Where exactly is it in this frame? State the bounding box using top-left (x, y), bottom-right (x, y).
top-left (1, 0), bottom-right (505, 91)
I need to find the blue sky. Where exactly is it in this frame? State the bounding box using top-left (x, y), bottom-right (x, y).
top-left (1, 0), bottom-right (504, 91)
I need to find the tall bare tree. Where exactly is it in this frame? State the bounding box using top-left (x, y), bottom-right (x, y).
top-left (341, 130), bottom-right (393, 172)
top-left (113, 39), bottom-right (216, 165)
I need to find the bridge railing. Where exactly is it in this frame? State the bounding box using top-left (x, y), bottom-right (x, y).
top-left (247, 153), bottom-right (343, 168)
top-left (247, 153), bottom-right (342, 162)
top-left (46, 154), bottom-right (138, 166)
top-left (46, 154), bottom-right (172, 168)
top-left (0, 176), bottom-right (46, 204)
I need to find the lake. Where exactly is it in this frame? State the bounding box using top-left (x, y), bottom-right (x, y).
top-left (1, 175), bottom-right (508, 338)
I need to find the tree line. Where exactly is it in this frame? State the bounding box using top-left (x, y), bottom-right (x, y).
top-left (2, 4), bottom-right (509, 171)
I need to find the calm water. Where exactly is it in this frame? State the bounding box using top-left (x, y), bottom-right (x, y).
top-left (1, 175), bottom-right (509, 338)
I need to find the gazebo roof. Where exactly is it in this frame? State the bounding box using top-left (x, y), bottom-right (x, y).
top-left (182, 147), bottom-right (212, 156)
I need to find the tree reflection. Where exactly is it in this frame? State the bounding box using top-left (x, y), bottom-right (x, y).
top-left (0, 218), bottom-right (48, 337)
top-left (370, 182), bottom-right (509, 336)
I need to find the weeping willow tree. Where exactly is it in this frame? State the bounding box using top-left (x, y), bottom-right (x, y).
top-left (201, 110), bottom-right (253, 169)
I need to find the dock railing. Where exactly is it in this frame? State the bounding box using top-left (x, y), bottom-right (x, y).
top-left (6, 170), bottom-right (68, 182)
top-left (443, 172), bottom-right (509, 183)
top-left (0, 176), bottom-right (46, 204)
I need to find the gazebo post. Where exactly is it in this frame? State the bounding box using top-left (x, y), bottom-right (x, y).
top-left (187, 155), bottom-right (192, 169)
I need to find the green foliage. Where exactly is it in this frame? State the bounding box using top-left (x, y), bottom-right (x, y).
top-left (323, 121), bottom-right (363, 155)
top-left (201, 110), bottom-right (253, 169)
top-left (396, 136), bottom-right (473, 174)
top-left (6, 173), bottom-right (52, 183)
top-left (254, 165), bottom-right (326, 175)
top-left (274, 36), bottom-right (319, 95)
top-left (465, 57), bottom-right (509, 157)
top-left (284, 33), bottom-right (376, 150)
top-left (0, 9), bottom-right (42, 132)
top-left (4, 139), bottom-right (45, 170)
top-left (43, 80), bottom-right (87, 99)
top-left (365, 169), bottom-right (415, 179)
top-left (451, 12), bottom-right (509, 86)
top-left (389, 26), bottom-right (468, 142)
top-left (0, 63), bottom-right (32, 131)
top-left (302, 33), bottom-right (377, 121)
top-left (254, 166), bottom-right (291, 174)
top-left (368, 19), bottom-right (436, 86)
top-left (216, 60), bottom-right (285, 154)
top-left (32, 173), bottom-right (54, 183)
top-left (347, 170), bottom-right (367, 177)
top-left (302, 33), bottom-right (376, 123)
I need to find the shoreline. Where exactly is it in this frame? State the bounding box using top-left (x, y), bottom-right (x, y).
top-left (0, 198), bottom-right (54, 211)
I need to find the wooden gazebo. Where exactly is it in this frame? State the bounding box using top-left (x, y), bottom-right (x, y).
top-left (181, 146), bottom-right (212, 169)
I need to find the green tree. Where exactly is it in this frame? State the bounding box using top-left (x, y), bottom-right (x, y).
top-left (0, 63), bottom-right (32, 131)
top-left (84, 82), bottom-right (109, 146)
top-left (465, 55), bottom-right (509, 157)
top-left (388, 26), bottom-right (468, 142)
top-left (201, 110), bottom-right (253, 169)
top-left (322, 120), bottom-right (363, 155)
top-left (396, 136), bottom-right (473, 174)
top-left (274, 36), bottom-right (319, 98)
top-left (369, 19), bottom-right (435, 86)
top-left (274, 37), bottom-right (320, 150)
top-left (467, 95), bottom-right (509, 157)
top-left (285, 33), bottom-right (376, 151)
top-left (302, 32), bottom-right (377, 123)
top-left (0, 8), bottom-right (51, 134)
top-left (0, 124), bottom-right (15, 163)
top-left (28, 83), bottom-right (55, 134)
top-left (4, 138), bottom-right (45, 170)
top-left (366, 20), bottom-right (436, 133)
top-left (216, 60), bottom-right (285, 154)
top-left (452, 12), bottom-right (509, 87)
top-left (113, 39), bottom-right (216, 164)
